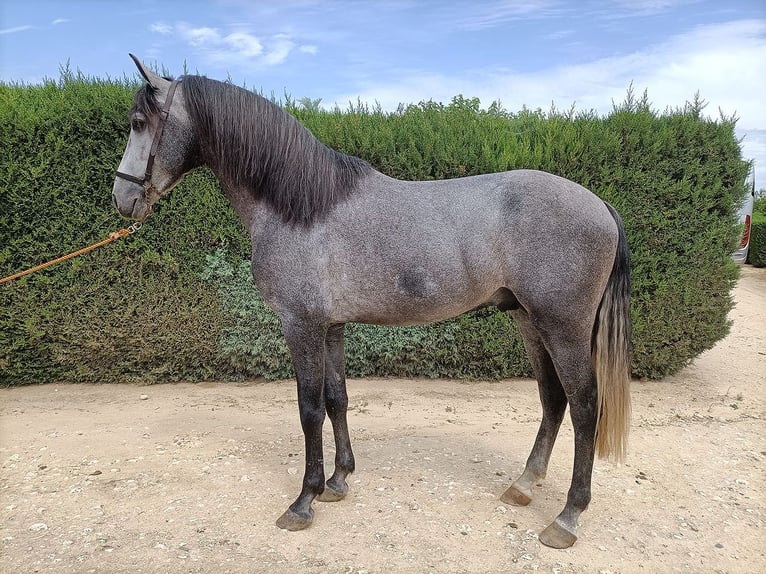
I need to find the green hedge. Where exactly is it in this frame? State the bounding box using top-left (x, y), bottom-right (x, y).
top-left (0, 72), bottom-right (249, 384)
top-left (0, 74), bottom-right (750, 385)
top-left (749, 197), bottom-right (766, 267)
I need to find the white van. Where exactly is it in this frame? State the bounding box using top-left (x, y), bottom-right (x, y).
top-left (733, 179), bottom-right (755, 264)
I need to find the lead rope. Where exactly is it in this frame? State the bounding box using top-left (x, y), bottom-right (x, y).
top-left (0, 222), bottom-right (143, 285)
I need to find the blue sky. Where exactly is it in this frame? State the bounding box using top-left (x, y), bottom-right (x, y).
top-left (1, 0), bottom-right (765, 182)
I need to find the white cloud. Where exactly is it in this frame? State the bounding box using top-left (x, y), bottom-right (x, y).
top-left (331, 19), bottom-right (766, 123)
top-left (300, 45), bottom-right (318, 55)
top-left (329, 18), bottom-right (766, 180)
top-left (223, 32), bottom-right (264, 58)
top-left (51, 18), bottom-right (70, 25)
top-left (458, 0), bottom-right (562, 30)
top-left (543, 28), bottom-right (574, 41)
top-left (261, 34), bottom-right (294, 66)
top-left (182, 25), bottom-right (221, 47)
top-left (738, 129), bottom-right (766, 182)
top-left (629, 20), bottom-right (766, 126)
top-left (150, 22), bottom-right (173, 35)
top-left (0, 25), bottom-right (34, 35)
top-left (610, 0), bottom-right (694, 16)
top-left (151, 22), bottom-right (298, 67)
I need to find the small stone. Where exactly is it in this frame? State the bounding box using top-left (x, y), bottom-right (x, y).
top-left (29, 523), bottom-right (48, 531)
top-left (715, 543), bottom-right (724, 549)
top-left (140, 394), bottom-right (149, 400)
top-left (287, 467), bottom-right (298, 475)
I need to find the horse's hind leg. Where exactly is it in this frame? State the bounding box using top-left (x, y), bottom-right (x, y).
top-left (317, 323), bottom-right (355, 502)
top-left (502, 308), bottom-right (568, 507)
top-left (536, 327), bottom-right (599, 549)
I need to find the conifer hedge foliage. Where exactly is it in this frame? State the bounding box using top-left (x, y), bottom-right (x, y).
top-left (0, 72), bottom-right (750, 385)
top-left (748, 196), bottom-right (766, 267)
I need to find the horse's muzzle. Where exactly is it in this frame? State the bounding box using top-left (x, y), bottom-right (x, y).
top-left (112, 187), bottom-right (151, 222)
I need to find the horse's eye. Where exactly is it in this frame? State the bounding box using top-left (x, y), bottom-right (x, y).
top-left (131, 117), bottom-right (146, 131)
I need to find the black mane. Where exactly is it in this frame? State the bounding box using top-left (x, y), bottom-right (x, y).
top-left (179, 75), bottom-right (372, 226)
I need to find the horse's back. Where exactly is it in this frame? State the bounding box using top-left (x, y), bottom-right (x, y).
top-left (355, 168), bottom-right (617, 271)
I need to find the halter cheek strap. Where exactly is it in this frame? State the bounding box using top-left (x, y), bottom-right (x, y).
top-left (116, 79), bottom-right (181, 203)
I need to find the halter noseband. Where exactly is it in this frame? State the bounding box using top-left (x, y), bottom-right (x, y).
top-left (115, 79), bottom-right (181, 204)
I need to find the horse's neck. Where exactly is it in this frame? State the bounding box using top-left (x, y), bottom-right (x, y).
top-left (217, 179), bottom-right (261, 231)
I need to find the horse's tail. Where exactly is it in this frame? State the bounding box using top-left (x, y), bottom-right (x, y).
top-left (593, 202), bottom-right (632, 462)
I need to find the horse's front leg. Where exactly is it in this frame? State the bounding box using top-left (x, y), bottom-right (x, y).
top-left (276, 317), bottom-right (327, 531)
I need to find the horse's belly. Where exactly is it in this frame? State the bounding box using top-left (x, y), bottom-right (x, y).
top-left (332, 266), bottom-right (498, 326)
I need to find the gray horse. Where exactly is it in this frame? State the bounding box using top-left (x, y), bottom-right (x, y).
top-left (113, 55), bottom-right (631, 549)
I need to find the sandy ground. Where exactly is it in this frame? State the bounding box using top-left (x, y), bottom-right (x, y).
top-left (1, 266), bottom-right (764, 574)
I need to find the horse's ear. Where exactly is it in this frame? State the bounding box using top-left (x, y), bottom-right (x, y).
top-left (129, 53), bottom-right (166, 89)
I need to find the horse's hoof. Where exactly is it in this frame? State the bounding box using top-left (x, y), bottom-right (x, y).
top-left (500, 483), bottom-right (532, 506)
top-left (275, 508), bottom-right (314, 531)
top-left (317, 482), bottom-right (348, 502)
top-left (539, 519), bottom-right (577, 549)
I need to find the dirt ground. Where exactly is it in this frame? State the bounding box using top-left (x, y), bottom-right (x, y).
top-left (1, 266), bottom-right (764, 574)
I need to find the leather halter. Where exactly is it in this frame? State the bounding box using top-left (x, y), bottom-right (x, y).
top-left (115, 79), bottom-right (181, 203)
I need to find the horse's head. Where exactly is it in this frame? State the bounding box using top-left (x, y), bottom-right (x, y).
top-left (112, 54), bottom-right (197, 221)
